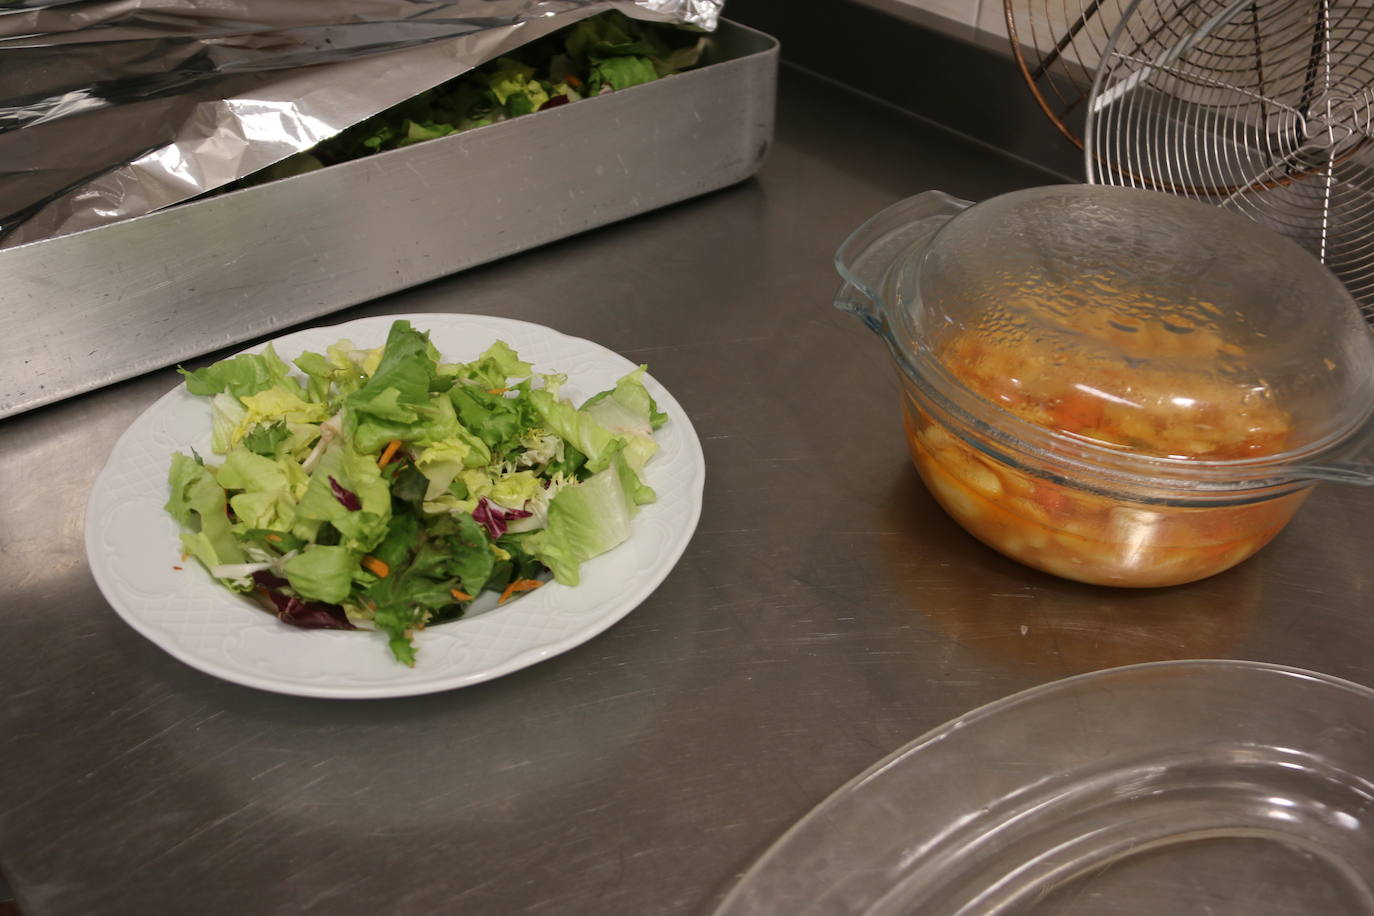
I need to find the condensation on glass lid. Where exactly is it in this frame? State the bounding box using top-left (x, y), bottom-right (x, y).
top-left (907, 185), bottom-right (1374, 462)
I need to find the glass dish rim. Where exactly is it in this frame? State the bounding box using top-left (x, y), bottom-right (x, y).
top-left (714, 658), bottom-right (1374, 915)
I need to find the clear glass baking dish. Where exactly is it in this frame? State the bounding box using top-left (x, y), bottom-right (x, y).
top-left (714, 660), bottom-right (1374, 915)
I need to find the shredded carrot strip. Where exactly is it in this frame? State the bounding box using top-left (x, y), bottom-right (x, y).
top-left (566, 74), bottom-right (583, 88)
top-left (172, 565), bottom-right (183, 571)
top-left (486, 387), bottom-right (509, 395)
top-left (361, 555), bottom-right (390, 578)
top-left (498, 578), bottom-right (544, 605)
top-left (265, 533), bottom-right (282, 543)
top-left (450, 588), bottom-right (473, 602)
top-left (377, 439), bottom-right (403, 468)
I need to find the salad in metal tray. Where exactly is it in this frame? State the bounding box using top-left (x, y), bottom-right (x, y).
top-left (165, 319), bottom-right (665, 665)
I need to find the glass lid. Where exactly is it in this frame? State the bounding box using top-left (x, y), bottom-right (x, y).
top-left (899, 185), bottom-right (1374, 466)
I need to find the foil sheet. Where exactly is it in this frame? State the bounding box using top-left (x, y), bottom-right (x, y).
top-left (0, 0), bottom-right (723, 247)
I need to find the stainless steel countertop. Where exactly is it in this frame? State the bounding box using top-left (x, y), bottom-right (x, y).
top-left (5, 66), bottom-right (1374, 916)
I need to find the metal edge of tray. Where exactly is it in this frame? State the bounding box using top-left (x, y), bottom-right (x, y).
top-left (0, 19), bottom-right (778, 419)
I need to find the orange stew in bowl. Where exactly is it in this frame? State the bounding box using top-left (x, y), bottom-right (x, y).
top-left (904, 326), bottom-right (1306, 587)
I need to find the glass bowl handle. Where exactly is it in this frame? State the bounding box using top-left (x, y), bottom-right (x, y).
top-left (833, 190), bottom-right (973, 336)
top-left (1292, 414), bottom-right (1374, 485)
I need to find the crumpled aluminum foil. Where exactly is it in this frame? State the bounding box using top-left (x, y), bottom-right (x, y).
top-left (0, 0), bottom-right (723, 248)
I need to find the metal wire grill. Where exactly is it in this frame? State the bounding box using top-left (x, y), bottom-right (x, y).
top-left (1005, 0), bottom-right (1143, 149)
top-left (1080, 1), bottom-right (1374, 318)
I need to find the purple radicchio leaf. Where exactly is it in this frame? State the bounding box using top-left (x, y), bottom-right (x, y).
top-left (329, 475), bottom-right (361, 511)
top-left (251, 571), bottom-right (355, 630)
top-left (472, 497), bottom-right (533, 540)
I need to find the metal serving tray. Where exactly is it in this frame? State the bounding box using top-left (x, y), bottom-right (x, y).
top-left (0, 19), bottom-right (777, 418)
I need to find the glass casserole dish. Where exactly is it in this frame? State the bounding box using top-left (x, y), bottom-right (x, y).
top-left (836, 185), bottom-right (1374, 587)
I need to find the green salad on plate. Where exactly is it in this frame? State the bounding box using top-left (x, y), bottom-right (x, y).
top-left (165, 319), bottom-right (665, 666)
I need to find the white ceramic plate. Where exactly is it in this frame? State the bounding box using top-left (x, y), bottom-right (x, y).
top-left (85, 313), bottom-right (705, 699)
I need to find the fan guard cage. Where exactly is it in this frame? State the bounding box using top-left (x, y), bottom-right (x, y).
top-left (1006, 0), bottom-right (1144, 149)
top-left (1009, 0), bottom-right (1374, 320)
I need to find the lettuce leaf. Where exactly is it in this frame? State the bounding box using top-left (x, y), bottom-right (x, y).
top-left (282, 545), bottom-right (357, 604)
top-left (241, 421), bottom-right (290, 457)
top-left (177, 344), bottom-right (300, 400)
top-left (165, 452), bottom-right (247, 581)
top-left (295, 443), bottom-right (392, 552)
top-left (216, 446), bottom-right (308, 532)
top-left (449, 384), bottom-right (532, 454)
top-left (209, 393), bottom-right (247, 456)
top-left (344, 320), bottom-right (459, 455)
top-left (233, 388), bottom-right (328, 453)
top-left (589, 56), bottom-right (660, 92)
top-left (522, 456), bottom-right (638, 586)
top-left (581, 365), bottom-right (664, 476)
top-left (528, 387), bottom-right (622, 473)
